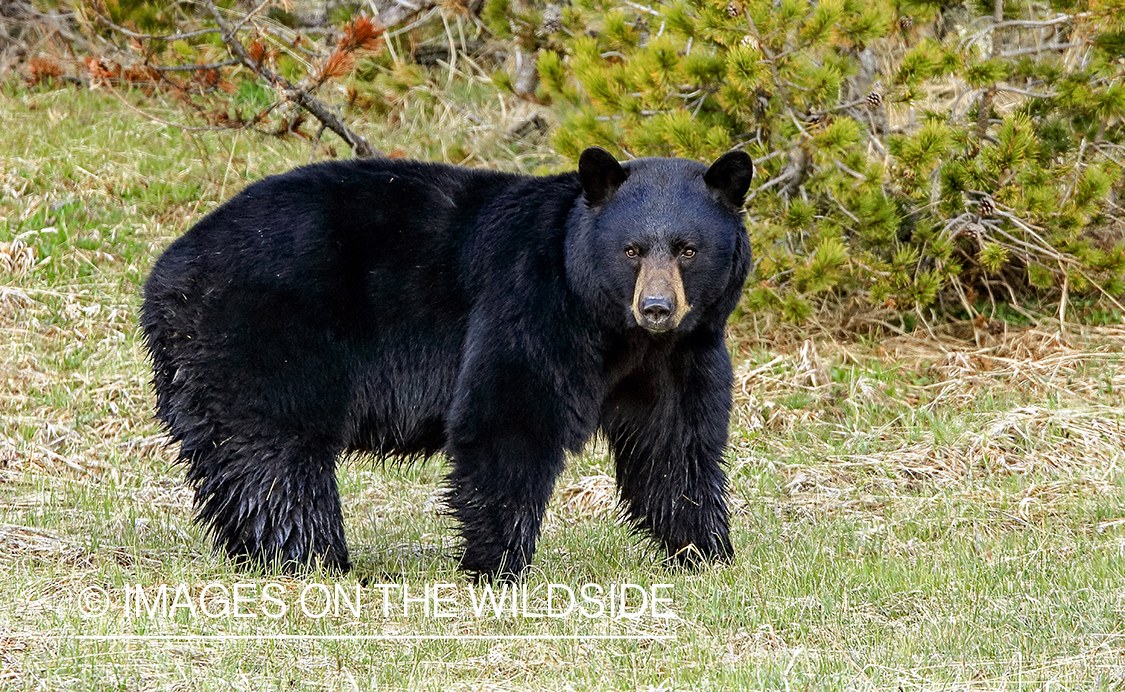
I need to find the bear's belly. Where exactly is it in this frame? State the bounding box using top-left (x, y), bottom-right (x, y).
top-left (342, 332), bottom-right (465, 459)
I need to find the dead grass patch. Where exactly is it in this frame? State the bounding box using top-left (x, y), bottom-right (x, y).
top-left (776, 402), bottom-right (1124, 522)
top-left (0, 240), bottom-right (37, 276)
top-left (731, 327), bottom-right (1125, 531)
top-left (556, 473), bottom-right (618, 519)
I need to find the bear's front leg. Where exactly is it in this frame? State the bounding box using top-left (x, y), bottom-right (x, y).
top-left (602, 330), bottom-right (735, 567)
top-left (445, 353), bottom-right (570, 581)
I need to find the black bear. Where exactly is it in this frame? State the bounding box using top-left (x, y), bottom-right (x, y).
top-left (141, 146), bottom-right (753, 579)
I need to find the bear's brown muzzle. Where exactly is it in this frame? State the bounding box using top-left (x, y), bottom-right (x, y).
top-left (632, 255), bottom-right (690, 333)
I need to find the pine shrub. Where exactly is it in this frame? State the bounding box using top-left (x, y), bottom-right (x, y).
top-left (535, 0), bottom-right (1125, 326)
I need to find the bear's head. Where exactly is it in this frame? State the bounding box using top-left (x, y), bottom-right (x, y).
top-left (566, 147), bottom-right (753, 335)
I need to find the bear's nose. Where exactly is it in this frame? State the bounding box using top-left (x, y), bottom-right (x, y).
top-left (641, 296), bottom-right (673, 322)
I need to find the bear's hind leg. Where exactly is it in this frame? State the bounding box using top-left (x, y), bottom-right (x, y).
top-left (186, 435), bottom-right (350, 572)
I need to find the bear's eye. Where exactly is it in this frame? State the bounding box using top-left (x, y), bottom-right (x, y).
top-left (625, 246), bottom-right (638, 258)
top-left (682, 247), bottom-right (696, 258)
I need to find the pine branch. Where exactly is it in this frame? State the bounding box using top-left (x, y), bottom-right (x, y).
top-left (200, 0), bottom-right (382, 159)
top-left (92, 14), bottom-right (221, 42)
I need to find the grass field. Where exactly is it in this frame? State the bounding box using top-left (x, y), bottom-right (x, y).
top-left (2, 83), bottom-right (1125, 690)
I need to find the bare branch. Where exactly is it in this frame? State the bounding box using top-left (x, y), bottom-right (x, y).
top-left (152, 58), bottom-right (241, 72)
top-left (369, 0), bottom-right (441, 31)
top-left (993, 84), bottom-right (1056, 98)
top-left (975, 0), bottom-right (1004, 141)
top-left (745, 167), bottom-right (797, 202)
top-left (386, 7), bottom-right (441, 39)
top-left (200, 0), bottom-right (382, 158)
top-left (1001, 42), bottom-right (1082, 58)
top-left (959, 13), bottom-right (1088, 51)
top-left (224, 0), bottom-right (275, 38)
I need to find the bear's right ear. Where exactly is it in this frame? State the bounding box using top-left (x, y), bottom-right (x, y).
top-left (579, 147), bottom-right (628, 207)
top-left (704, 150), bottom-right (754, 209)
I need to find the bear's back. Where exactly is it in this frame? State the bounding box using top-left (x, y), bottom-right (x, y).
top-left (146, 159), bottom-right (529, 338)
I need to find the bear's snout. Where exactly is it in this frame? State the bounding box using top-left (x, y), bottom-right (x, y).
top-left (632, 256), bottom-right (690, 332)
top-left (641, 295), bottom-right (673, 324)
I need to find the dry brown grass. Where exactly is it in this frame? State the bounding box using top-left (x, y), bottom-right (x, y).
top-left (726, 326), bottom-right (1125, 542)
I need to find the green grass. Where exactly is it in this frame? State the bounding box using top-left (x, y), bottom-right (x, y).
top-left (3, 84), bottom-right (1125, 690)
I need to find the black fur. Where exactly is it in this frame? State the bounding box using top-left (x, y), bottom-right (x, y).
top-left (141, 147), bottom-right (753, 579)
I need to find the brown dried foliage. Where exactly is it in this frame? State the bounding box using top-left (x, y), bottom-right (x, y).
top-left (248, 39), bottom-right (268, 64)
top-left (336, 15), bottom-right (385, 53)
top-left (315, 49), bottom-right (356, 83)
top-left (26, 57), bottom-right (62, 86)
top-left (121, 65), bottom-right (160, 83)
top-left (83, 57), bottom-right (118, 83)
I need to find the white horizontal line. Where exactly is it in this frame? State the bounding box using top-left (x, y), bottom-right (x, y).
top-left (73, 634), bottom-right (675, 641)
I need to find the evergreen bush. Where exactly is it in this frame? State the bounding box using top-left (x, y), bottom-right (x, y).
top-left (518, 0), bottom-right (1125, 325)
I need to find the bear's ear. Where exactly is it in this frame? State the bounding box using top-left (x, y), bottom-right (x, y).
top-left (579, 147), bottom-right (628, 206)
top-left (704, 150), bottom-right (754, 209)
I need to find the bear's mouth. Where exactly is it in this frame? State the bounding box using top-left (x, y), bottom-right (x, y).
top-left (632, 257), bottom-right (690, 332)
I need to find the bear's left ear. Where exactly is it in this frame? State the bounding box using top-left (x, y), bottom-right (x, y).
top-left (704, 150), bottom-right (754, 209)
top-left (579, 147), bottom-right (628, 207)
